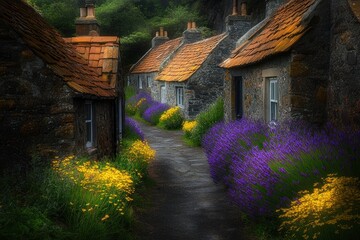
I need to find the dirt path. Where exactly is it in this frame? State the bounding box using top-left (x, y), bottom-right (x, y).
top-left (135, 121), bottom-right (249, 240)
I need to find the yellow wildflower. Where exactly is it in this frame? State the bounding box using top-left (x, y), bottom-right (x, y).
top-left (101, 214), bottom-right (110, 221)
top-left (128, 140), bottom-right (156, 163)
top-left (160, 106), bottom-right (181, 122)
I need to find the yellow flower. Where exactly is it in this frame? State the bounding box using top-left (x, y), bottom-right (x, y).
top-left (101, 214), bottom-right (110, 221)
top-left (278, 174), bottom-right (360, 239)
top-left (128, 140), bottom-right (156, 163)
top-left (160, 106), bottom-right (181, 122)
top-left (182, 120), bottom-right (197, 133)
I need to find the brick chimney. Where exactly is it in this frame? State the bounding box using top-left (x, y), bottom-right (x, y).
top-left (226, 0), bottom-right (252, 40)
top-left (151, 27), bottom-right (169, 48)
top-left (265, 0), bottom-right (284, 17)
top-left (182, 21), bottom-right (202, 44)
top-left (75, 0), bottom-right (100, 36)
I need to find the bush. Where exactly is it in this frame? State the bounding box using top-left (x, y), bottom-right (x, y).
top-left (125, 91), bottom-right (153, 117)
top-left (182, 120), bottom-right (197, 138)
top-left (190, 97), bottom-right (224, 146)
top-left (158, 106), bottom-right (183, 130)
top-left (204, 120), bottom-right (360, 219)
top-left (278, 174), bottom-right (360, 239)
top-left (143, 102), bottom-right (169, 125)
top-left (124, 117), bottom-right (144, 140)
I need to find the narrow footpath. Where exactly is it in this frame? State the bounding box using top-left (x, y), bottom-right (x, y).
top-left (135, 121), bottom-right (250, 240)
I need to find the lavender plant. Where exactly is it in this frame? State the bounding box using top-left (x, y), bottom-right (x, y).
top-left (143, 102), bottom-right (169, 125)
top-left (124, 117), bottom-right (144, 140)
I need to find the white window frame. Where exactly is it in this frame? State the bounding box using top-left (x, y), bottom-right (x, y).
top-left (85, 101), bottom-right (94, 148)
top-left (269, 78), bottom-right (278, 122)
top-left (176, 87), bottom-right (184, 107)
top-left (160, 85), bottom-right (166, 103)
top-left (138, 76), bottom-right (143, 89)
top-left (146, 76), bottom-right (151, 88)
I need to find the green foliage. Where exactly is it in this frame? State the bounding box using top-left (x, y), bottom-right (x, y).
top-left (28, 0), bottom-right (77, 36)
top-left (158, 107), bottom-right (184, 130)
top-left (190, 97), bottom-right (224, 146)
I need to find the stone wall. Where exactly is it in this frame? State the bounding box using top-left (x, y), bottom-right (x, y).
top-left (224, 0), bottom-right (331, 125)
top-left (128, 72), bottom-right (154, 94)
top-left (74, 99), bottom-right (116, 158)
top-left (224, 55), bottom-right (291, 122)
top-left (328, 0), bottom-right (360, 128)
top-left (0, 25), bottom-right (76, 167)
top-left (289, 0), bottom-right (331, 125)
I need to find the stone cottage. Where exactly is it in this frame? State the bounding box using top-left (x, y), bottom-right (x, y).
top-left (0, 0), bottom-right (122, 167)
top-left (129, 27), bottom-right (182, 97)
top-left (155, 2), bottom-right (257, 119)
top-left (221, 0), bottom-right (332, 124)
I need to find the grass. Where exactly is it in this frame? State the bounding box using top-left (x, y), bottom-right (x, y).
top-left (0, 135), bottom-right (155, 239)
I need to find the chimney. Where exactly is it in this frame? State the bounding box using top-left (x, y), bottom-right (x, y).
top-left (151, 27), bottom-right (169, 48)
top-left (183, 21), bottom-right (202, 44)
top-left (226, 0), bottom-right (252, 40)
top-left (265, 0), bottom-right (284, 17)
top-left (75, 0), bottom-right (100, 36)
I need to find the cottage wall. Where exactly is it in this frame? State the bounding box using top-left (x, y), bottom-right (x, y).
top-left (328, 0), bottom-right (360, 128)
top-left (0, 25), bottom-right (76, 167)
top-left (224, 55), bottom-right (291, 122)
top-left (128, 73), bottom-right (155, 94)
top-left (74, 99), bottom-right (116, 157)
top-left (224, 0), bottom-right (331, 125)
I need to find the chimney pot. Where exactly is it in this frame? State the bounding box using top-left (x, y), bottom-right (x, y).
top-left (164, 31), bottom-right (168, 37)
top-left (187, 21), bottom-right (192, 30)
top-left (160, 27), bottom-right (164, 37)
top-left (80, 7), bottom-right (87, 17)
top-left (232, 0), bottom-right (239, 15)
top-left (156, 31), bottom-right (159, 37)
top-left (241, 2), bottom-right (247, 16)
top-left (191, 22), bottom-right (196, 29)
top-left (87, 4), bottom-right (95, 18)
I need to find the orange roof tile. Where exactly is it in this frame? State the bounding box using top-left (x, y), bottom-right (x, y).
top-left (130, 37), bottom-right (183, 74)
top-left (64, 36), bottom-right (120, 88)
top-left (0, 0), bottom-right (116, 97)
top-left (156, 34), bottom-right (227, 82)
top-left (221, 0), bottom-right (319, 69)
top-left (348, 0), bottom-right (360, 22)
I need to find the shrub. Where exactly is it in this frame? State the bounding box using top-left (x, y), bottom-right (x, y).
top-left (158, 106), bottom-right (183, 130)
top-left (190, 97), bottom-right (224, 146)
top-left (278, 174), bottom-right (360, 240)
top-left (202, 119), bottom-right (268, 187)
top-left (124, 117), bottom-right (144, 140)
top-left (143, 102), bottom-right (169, 125)
top-left (125, 91), bottom-right (153, 116)
top-left (182, 120), bottom-right (197, 138)
top-left (127, 140), bottom-right (156, 164)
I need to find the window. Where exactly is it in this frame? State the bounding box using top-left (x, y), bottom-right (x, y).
top-left (160, 85), bottom-right (166, 103)
top-left (268, 78), bottom-right (278, 122)
top-left (146, 76), bottom-right (151, 88)
top-left (127, 76), bottom-right (130, 86)
top-left (138, 76), bottom-right (143, 89)
top-left (85, 101), bottom-right (94, 148)
top-left (176, 87), bottom-right (184, 107)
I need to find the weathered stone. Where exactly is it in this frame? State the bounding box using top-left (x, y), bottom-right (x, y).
top-left (289, 61), bottom-right (309, 77)
top-left (55, 123), bottom-right (74, 139)
top-left (347, 50), bottom-right (357, 65)
top-left (316, 86), bottom-right (327, 104)
top-left (0, 99), bottom-right (15, 110)
top-left (290, 95), bottom-right (309, 108)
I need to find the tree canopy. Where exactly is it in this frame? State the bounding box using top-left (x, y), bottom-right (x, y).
top-left (27, 0), bottom-right (216, 70)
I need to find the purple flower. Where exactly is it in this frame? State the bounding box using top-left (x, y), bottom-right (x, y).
top-left (124, 117), bottom-right (144, 140)
top-left (143, 102), bottom-right (170, 125)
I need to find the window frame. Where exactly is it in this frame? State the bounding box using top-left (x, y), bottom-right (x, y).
top-left (176, 87), bottom-right (184, 108)
top-left (268, 77), bottom-right (278, 122)
top-left (160, 85), bottom-right (166, 103)
top-left (138, 76), bottom-right (143, 89)
top-left (85, 101), bottom-right (94, 148)
top-left (146, 76), bottom-right (151, 88)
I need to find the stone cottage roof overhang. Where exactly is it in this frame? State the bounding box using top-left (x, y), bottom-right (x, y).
top-left (220, 0), bottom-right (321, 69)
top-left (64, 36), bottom-right (120, 89)
top-left (130, 37), bottom-right (183, 74)
top-left (0, 0), bottom-right (116, 98)
top-left (156, 33), bottom-right (227, 82)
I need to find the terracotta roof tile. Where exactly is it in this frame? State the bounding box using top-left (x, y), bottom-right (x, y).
top-left (0, 0), bottom-right (116, 97)
top-left (64, 36), bottom-right (120, 83)
top-left (221, 0), bottom-right (319, 69)
top-left (130, 37), bottom-right (183, 73)
top-left (156, 33), bottom-right (227, 82)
